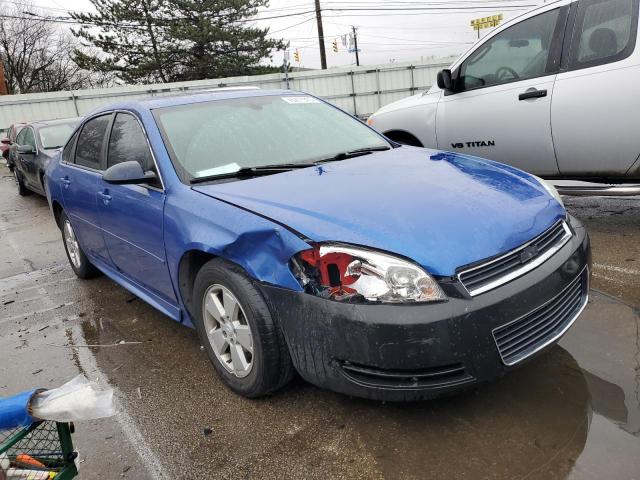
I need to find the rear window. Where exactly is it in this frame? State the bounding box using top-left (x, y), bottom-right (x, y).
top-left (39, 122), bottom-right (78, 149)
top-left (571, 0), bottom-right (638, 68)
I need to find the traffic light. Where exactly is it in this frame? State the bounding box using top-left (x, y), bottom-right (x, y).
top-left (294, 49), bottom-right (300, 63)
top-left (332, 38), bottom-right (338, 53)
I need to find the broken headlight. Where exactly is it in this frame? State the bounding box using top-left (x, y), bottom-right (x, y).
top-left (291, 244), bottom-right (447, 304)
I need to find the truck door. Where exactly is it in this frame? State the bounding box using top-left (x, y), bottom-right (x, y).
top-left (552, 0), bottom-right (640, 176)
top-left (436, 4), bottom-right (569, 176)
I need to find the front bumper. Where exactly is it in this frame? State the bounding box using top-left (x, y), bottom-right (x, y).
top-left (259, 216), bottom-right (591, 401)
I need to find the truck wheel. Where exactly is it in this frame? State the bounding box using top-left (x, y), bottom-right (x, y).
top-left (193, 258), bottom-right (295, 398)
top-left (60, 212), bottom-right (100, 279)
top-left (15, 169), bottom-right (30, 196)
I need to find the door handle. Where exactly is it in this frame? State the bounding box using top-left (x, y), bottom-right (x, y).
top-left (98, 191), bottom-right (112, 205)
top-left (519, 89), bottom-right (547, 101)
top-left (60, 177), bottom-right (71, 188)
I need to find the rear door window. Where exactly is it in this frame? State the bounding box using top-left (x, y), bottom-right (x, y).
top-left (569, 0), bottom-right (638, 68)
top-left (75, 115), bottom-right (111, 170)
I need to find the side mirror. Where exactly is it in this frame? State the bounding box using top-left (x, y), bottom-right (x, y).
top-left (1, 138), bottom-right (10, 145)
top-left (103, 160), bottom-right (157, 185)
top-left (17, 144), bottom-right (36, 154)
top-left (436, 69), bottom-right (454, 92)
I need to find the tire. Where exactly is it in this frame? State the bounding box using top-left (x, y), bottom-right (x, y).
top-left (193, 258), bottom-right (295, 398)
top-left (59, 211), bottom-right (100, 279)
top-left (14, 169), bottom-right (31, 196)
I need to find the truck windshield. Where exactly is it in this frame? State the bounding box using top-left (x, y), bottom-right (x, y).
top-left (154, 94), bottom-right (390, 180)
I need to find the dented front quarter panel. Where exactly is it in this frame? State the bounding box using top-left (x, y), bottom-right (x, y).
top-left (163, 185), bottom-right (310, 305)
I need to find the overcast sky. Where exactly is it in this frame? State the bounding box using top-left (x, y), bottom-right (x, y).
top-left (33, 0), bottom-right (546, 69)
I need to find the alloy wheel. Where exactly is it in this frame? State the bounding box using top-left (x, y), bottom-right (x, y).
top-left (63, 219), bottom-right (81, 269)
top-left (202, 284), bottom-right (254, 378)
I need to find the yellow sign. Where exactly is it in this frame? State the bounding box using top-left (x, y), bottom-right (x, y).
top-left (470, 14), bottom-right (503, 30)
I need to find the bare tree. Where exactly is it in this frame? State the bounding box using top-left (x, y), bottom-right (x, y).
top-left (0, 3), bottom-right (114, 93)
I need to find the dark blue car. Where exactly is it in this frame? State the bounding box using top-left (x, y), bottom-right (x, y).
top-left (45, 89), bottom-right (591, 401)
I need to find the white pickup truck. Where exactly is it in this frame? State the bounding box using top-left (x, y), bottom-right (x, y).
top-left (367, 0), bottom-right (640, 195)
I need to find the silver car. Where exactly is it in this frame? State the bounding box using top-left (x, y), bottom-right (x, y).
top-left (367, 0), bottom-right (640, 196)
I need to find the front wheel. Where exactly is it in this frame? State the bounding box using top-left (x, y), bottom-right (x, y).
top-left (60, 212), bottom-right (100, 279)
top-left (193, 258), bottom-right (295, 398)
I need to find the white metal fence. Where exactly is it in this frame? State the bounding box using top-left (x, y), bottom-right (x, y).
top-left (0, 58), bottom-right (454, 127)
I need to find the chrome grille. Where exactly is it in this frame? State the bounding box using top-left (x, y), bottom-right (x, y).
top-left (493, 269), bottom-right (588, 366)
top-left (459, 221), bottom-right (572, 296)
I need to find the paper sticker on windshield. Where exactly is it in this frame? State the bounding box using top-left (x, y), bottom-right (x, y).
top-left (196, 163), bottom-right (241, 178)
top-left (282, 96), bottom-right (320, 104)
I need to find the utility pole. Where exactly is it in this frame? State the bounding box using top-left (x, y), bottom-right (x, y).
top-left (315, 0), bottom-right (327, 69)
top-left (283, 50), bottom-right (290, 89)
top-left (352, 26), bottom-right (360, 67)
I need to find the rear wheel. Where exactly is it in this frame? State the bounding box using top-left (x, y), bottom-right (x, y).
top-left (193, 258), bottom-right (295, 397)
top-left (60, 212), bottom-right (100, 279)
top-left (14, 169), bottom-right (30, 196)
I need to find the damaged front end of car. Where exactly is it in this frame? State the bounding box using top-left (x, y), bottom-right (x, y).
top-left (289, 243), bottom-right (447, 304)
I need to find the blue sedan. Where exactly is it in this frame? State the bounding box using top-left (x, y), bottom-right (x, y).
top-left (45, 89), bottom-right (590, 401)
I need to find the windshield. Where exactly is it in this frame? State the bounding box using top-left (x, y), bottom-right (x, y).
top-left (154, 95), bottom-right (390, 180)
top-left (39, 122), bottom-right (78, 149)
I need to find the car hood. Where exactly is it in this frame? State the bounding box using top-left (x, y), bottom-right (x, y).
top-left (371, 90), bottom-right (439, 117)
top-left (193, 148), bottom-right (565, 276)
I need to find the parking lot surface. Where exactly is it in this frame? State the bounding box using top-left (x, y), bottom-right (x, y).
top-left (1, 163), bottom-right (639, 479)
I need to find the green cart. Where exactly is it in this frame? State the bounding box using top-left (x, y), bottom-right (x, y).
top-left (0, 421), bottom-right (78, 479)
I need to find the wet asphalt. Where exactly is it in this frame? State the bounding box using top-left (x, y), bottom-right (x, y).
top-left (0, 163), bottom-right (639, 480)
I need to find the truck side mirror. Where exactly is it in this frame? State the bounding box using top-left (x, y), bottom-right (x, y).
top-left (437, 69), bottom-right (454, 92)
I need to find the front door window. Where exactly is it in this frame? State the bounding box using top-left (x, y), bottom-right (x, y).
top-left (458, 9), bottom-right (561, 91)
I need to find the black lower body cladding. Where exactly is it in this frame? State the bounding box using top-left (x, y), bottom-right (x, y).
top-left (259, 216), bottom-right (591, 401)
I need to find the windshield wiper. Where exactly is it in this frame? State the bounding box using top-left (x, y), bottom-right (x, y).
top-left (189, 146), bottom-right (392, 184)
top-left (314, 145), bottom-right (391, 164)
top-left (189, 163), bottom-right (315, 184)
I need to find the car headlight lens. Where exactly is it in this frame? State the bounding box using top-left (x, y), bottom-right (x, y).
top-left (533, 175), bottom-right (564, 208)
top-left (291, 244), bottom-right (447, 304)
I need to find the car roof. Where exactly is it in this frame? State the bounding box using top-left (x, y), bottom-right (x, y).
top-left (88, 88), bottom-right (304, 117)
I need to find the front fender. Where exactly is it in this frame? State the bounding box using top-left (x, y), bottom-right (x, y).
top-left (164, 188), bottom-right (311, 297)
top-left (369, 90), bottom-right (441, 149)
top-left (44, 158), bottom-right (63, 215)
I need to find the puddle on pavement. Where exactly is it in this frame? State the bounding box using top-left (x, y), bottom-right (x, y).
top-left (5, 273), bottom-right (635, 479)
top-left (2, 177), bottom-right (639, 478)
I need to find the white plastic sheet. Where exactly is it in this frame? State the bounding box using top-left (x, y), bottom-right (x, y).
top-left (30, 375), bottom-right (116, 422)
